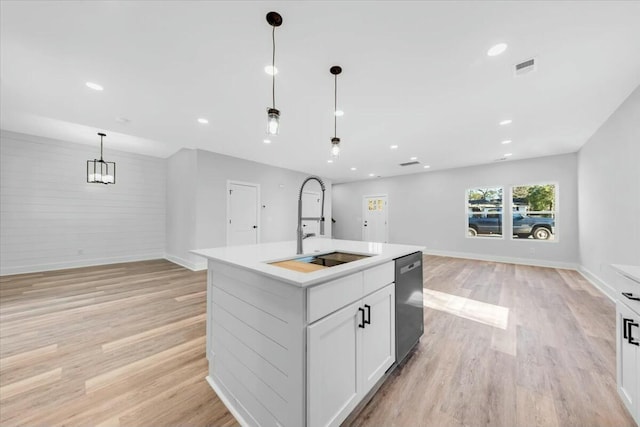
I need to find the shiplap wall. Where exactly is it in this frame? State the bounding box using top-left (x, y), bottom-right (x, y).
top-left (0, 130), bottom-right (166, 275)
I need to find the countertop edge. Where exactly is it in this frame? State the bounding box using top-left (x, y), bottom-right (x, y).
top-left (611, 264), bottom-right (640, 285)
top-left (191, 240), bottom-right (424, 288)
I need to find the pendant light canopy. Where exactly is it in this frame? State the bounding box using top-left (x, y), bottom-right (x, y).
top-left (266, 11), bottom-right (282, 135)
top-left (87, 132), bottom-right (116, 184)
top-left (330, 65), bottom-right (342, 157)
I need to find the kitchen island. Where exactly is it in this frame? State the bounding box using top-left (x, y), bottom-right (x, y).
top-left (192, 238), bottom-right (424, 427)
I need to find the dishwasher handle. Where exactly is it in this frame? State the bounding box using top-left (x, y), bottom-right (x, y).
top-left (400, 260), bottom-right (421, 275)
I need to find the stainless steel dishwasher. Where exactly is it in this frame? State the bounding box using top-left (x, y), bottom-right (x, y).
top-left (395, 251), bottom-right (424, 364)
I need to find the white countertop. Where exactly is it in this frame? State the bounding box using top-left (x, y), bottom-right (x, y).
top-left (612, 264), bottom-right (640, 285)
top-left (192, 238), bottom-right (424, 287)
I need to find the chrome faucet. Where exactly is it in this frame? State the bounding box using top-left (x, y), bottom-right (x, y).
top-left (297, 176), bottom-right (326, 254)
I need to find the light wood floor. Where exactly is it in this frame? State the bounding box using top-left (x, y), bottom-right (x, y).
top-left (352, 256), bottom-right (634, 427)
top-left (0, 260), bottom-right (236, 427)
top-left (0, 256), bottom-right (634, 426)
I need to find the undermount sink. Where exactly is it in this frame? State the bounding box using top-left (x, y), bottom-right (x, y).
top-left (269, 251), bottom-right (372, 273)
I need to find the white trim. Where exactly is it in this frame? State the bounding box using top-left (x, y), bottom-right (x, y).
top-left (226, 180), bottom-right (261, 246)
top-left (577, 265), bottom-right (616, 302)
top-left (164, 254), bottom-right (207, 271)
top-left (362, 194), bottom-right (389, 243)
top-left (205, 376), bottom-right (252, 427)
top-left (423, 248), bottom-right (577, 270)
top-left (0, 252), bottom-right (164, 276)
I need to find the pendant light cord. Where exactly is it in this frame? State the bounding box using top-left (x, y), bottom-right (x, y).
top-left (334, 73), bottom-right (337, 138)
top-left (100, 135), bottom-right (104, 161)
top-left (272, 25), bottom-right (276, 109)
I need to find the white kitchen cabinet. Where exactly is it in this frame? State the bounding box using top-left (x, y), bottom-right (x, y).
top-left (307, 300), bottom-right (362, 427)
top-left (614, 264), bottom-right (640, 425)
top-left (361, 285), bottom-right (396, 393)
top-left (618, 299), bottom-right (640, 423)
top-left (307, 283), bottom-right (395, 427)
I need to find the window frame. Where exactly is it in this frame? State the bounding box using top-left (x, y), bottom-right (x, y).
top-left (509, 182), bottom-right (559, 243)
top-left (465, 186), bottom-right (505, 240)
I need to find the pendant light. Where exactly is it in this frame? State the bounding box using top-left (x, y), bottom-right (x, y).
top-left (266, 11), bottom-right (282, 135)
top-left (87, 132), bottom-right (116, 184)
top-left (330, 65), bottom-right (342, 157)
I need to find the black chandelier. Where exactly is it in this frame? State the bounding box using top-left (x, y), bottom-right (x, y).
top-left (87, 132), bottom-right (116, 184)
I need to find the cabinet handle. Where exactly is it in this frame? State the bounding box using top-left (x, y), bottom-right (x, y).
top-left (624, 318), bottom-right (631, 339)
top-left (630, 321), bottom-right (640, 346)
top-left (358, 307), bottom-right (365, 328)
top-left (622, 292), bottom-right (640, 301)
top-left (364, 304), bottom-right (371, 325)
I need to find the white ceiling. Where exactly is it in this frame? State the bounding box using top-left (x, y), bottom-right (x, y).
top-left (2, 1), bottom-right (639, 183)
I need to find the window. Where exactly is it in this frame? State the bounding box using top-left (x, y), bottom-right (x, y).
top-left (511, 184), bottom-right (557, 241)
top-left (466, 187), bottom-right (503, 238)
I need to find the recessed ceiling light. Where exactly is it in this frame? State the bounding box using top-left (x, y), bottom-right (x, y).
top-left (350, 167), bottom-right (357, 171)
top-left (368, 173), bottom-right (375, 177)
top-left (197, 118), bottom-right (209, 124)
top-left (423, 165), bottom-right (430, 169)
top-left (390, 145), bottom-right (398, 149)
top-left (264, 65), bottom-right (278, 75)
top-left (501, 140), bottom-right (512, 144)
top-left (504, 153), bottom-right (513, 157)
top-left (115, 117), bottom-right (130, 124)
top-left (410, 156), bottom-right (418, 161)
top-left (499, 119), bottom-right (512, 126)
top-left (86, 82), bottom-right (103, 91)
top-left (263, 139), bottom-right (271, 144)
top-left (487, 43), bottom-right (508, 57)
top-left (327, 159), bottom-right (333, 163)
top-left (334, 110), bottom-right (344, 117)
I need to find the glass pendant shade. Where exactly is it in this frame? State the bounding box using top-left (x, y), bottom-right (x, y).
top-left (331, 137), bottom-right (341, 157)
top-left (267, 108), bottom-right (280, 135)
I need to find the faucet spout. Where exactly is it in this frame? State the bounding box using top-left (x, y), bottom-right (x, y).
top-left (297, 176), bottom-right (326, 254)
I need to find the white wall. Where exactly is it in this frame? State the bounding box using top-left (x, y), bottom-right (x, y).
top-left (165, 148), bottom-right (198, 269)
top-left (333, 153), bottom-right (579, 268)
top-left (578, 85), bottom-right (640, 299)
top-left (165, 148), bottom-right (332, 270)
top-left (0, 130), bottom-right (166, 275)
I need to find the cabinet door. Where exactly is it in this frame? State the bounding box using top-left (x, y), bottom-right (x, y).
top-left (617, 301), bottom-right (638, 418)
top-left (361, 284), bottom-right (395, 394)
top-left (308, 300), bottom-right (362, 427)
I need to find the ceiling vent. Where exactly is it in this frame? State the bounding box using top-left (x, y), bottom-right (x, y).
top-left (514, 57), bottom-right (536, 76)
top-left (399, 161), bottom-right (420, 167)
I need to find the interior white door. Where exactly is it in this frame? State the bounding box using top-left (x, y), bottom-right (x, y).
top-left (307, 300), bottom-right (362, 427)
top-left (227, 182), bottom-right (259, 246)
top-left (362, 195), bottom-right (388, 243)
top-left (302, 191), bottom-right (321, 237)
top-left (361, 284), bottom-right (395, 393)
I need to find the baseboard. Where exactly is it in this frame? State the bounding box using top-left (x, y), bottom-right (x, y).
top-left (205, 375), bottom-right (251, 427)
top-left (164, 254), bottom-right (207, 271)
top-left (423, 249), bottom-right (578, 270)
top-left (577, 265), bottom-right (617, 302)
top-left (0, 253), bottom-right (164, 276)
